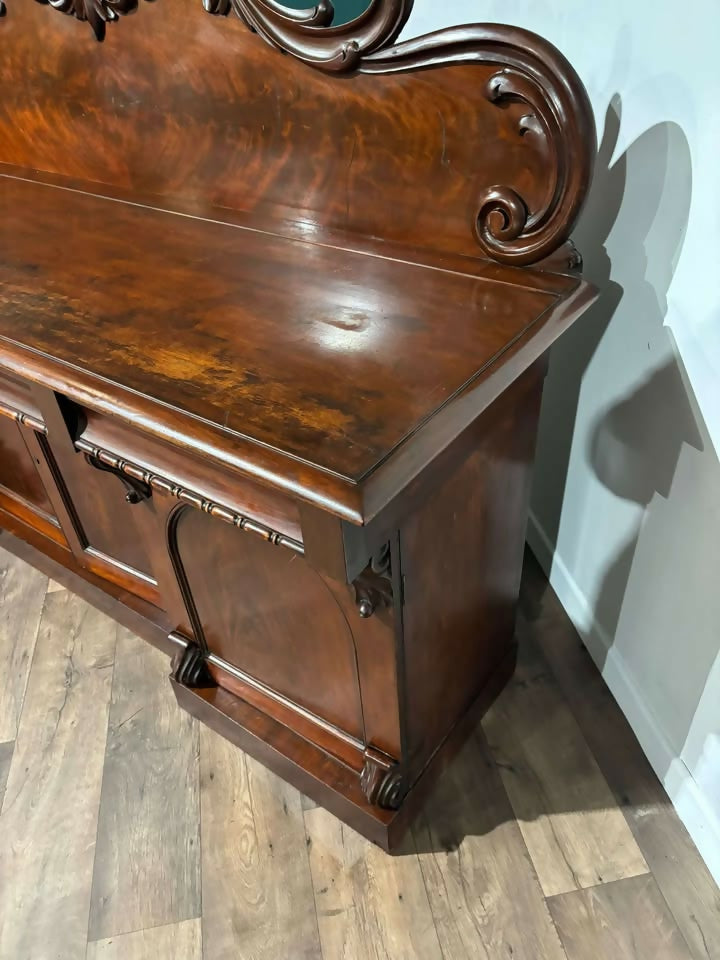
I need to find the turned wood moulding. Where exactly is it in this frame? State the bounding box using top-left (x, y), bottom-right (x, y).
top-left (2, 0), bottom-right (595, 267)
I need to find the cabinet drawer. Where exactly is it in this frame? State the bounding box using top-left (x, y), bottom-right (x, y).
top-left (77, 408), bottom-right (303, 546)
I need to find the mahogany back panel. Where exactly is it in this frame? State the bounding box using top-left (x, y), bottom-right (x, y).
top-left (0, 1), bottom-right (594, 263)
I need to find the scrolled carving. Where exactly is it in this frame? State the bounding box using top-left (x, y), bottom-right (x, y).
top-left (172, 641), bottom-right (215, 688)
top-left (29, 0), bottom-right (593, 265)
top-left (202, 11), bottom-right (593, 264)
top-left (475, 185), bottom-right (528, 251)
top-left (360, 747), bottom-right (405, 809)
top-left (84, 451), bottom-right (153, 504)
top-left (34, 0), bottom-right (154, 41)
top-left (361, 27), bottom-right (595, 266)
top-left (204, 0), bottom-right (414, 72)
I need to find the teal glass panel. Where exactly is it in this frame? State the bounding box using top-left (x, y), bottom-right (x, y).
top-left (280, 0), bottom-right (370, 26)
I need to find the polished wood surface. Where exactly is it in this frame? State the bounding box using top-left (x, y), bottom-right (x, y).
top-left (0, 1), bottom-right (600, 849)
top-left (0, 1), bottom-right (594, 265)
top-left (0, 174), bottom-right (581, 485)
top-left (401, 362), bottom-right (543, 767)
top-left (0, 415), bottom-right (54, 517)
top-left (174, 507), bottom-right (367, 741)
top-left (1, 546), bottom-right (717, 959)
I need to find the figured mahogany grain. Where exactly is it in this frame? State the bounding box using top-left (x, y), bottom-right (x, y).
top-left (171, 506), bottom-right (367, 743)
top-left (400, 363), bottom-right (544, 772)
top-left (0, 176), bottom-right (565, 483)
top-left (0, 0), bottom-right (594, 264)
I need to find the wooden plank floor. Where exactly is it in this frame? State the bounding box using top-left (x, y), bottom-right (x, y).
top-left (0, 543), bottom-right (717, 960)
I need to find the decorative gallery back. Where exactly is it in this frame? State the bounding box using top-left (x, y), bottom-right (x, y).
top-left (0, 0), bottom-right (594, 264)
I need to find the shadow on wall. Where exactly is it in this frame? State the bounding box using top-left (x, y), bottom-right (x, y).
top-left (589, 356), bottom-right (703, 653)
top-left (414, 105), bottom-right (708, 858)
top-left (532, 98), bottom-right (699, 656)
top-left (529, 94), bottom-right (720, 797)
top-left (529, 96), bottom-right (628, 549)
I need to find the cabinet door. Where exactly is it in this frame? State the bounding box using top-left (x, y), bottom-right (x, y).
top-left (0, 373), bottom-right (67, 547)
top-left (32, 389), bottom-right (162, 607)
top-left (170, 504), bottom-right (367, 746)
top-left (0, 414), bottom-right (68, 544)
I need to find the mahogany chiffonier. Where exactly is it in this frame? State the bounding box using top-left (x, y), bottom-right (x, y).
top-left (0, 0), bottom-right (597, 849)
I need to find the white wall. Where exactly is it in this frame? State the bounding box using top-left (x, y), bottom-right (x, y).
top-left (400, 1), bottom-right (720, 883)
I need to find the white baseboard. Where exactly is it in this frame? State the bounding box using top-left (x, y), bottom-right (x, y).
top-left (526, 509), bottom-right (720, 888)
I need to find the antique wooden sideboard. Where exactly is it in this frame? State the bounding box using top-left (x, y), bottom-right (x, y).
top-left (0, 0), bottom-right (596, 849)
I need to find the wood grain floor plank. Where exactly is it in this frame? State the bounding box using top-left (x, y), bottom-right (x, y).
top-left (88, 627), bottom-right (201, 941)
top-left (200, 725), bottom-right (321, 960)
top-left (0, 545), bottom-right (49, 741)
top-left (549, 874), bottom-right (694, 960)
top-left (520, 552), bottom-right (720, 960)
top-left (482, 634), bottom-right (648, 896)
top-left (305, 807), bottom-right (443, 960)
top-left (0, 739), bottom-right (13, 809)
top-left (0, 591), bottom-right (116, 960)
top-left (47, 579), bottom-right (67, 594)
top-left (412, 730), bottom-right (567, 960)
top-left (86, 918), bottom-right (202, 960)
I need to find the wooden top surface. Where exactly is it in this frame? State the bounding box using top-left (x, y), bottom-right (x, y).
top-left (0, 174), bottom-right (584, 488)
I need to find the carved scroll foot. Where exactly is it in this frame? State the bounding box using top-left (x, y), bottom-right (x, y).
top-left (172, 642), bottom-right (215, 688)
top-left (360, 747), bottom-right (405, 810)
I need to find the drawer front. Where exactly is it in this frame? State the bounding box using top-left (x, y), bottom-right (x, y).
top-left (79, 408), bottom-right (304, 545)
top-left (72, 405), bottom-right (306, 639)
top-left (54, 395), bottom-right (304, 616)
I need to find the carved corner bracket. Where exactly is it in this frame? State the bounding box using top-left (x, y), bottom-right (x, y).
top-left (360, 746), bottom-right (405, 809)
top-left (352, 541), bottom-right (393, 618)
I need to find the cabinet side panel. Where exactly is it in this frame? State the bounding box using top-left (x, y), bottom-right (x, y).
top-left (400, 363), bottom-right (545, 771)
